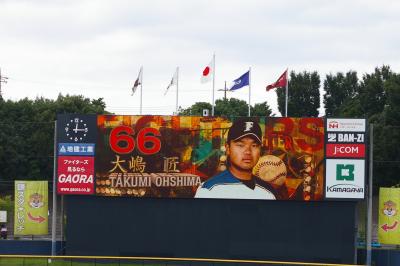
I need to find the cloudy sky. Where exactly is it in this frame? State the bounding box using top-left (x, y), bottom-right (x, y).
top-left (1, 0), bottom-right (399, 116)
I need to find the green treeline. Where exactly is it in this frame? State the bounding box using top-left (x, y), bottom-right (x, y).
top-left (0, 65), bottom-right (399, 190)
top-left (0, 94), bottom-right (107, 191)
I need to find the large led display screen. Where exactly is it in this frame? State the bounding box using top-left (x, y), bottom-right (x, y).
top-left (93, 115), bottom-right (325, 201)
top-left (56, 115), bottom-right (372, 201)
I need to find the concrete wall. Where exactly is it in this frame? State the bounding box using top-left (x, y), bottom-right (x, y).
top-left (0, 240), bottom-right (65, 255)
top-left (66, 196), bottom-right (358, 264)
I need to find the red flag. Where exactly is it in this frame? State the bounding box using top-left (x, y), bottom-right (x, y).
top-left (266, 70), bottom-right (287, 91)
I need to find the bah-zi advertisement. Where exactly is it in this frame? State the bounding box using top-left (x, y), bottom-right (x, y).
top-left (95, 116), bottom-right (325, 201)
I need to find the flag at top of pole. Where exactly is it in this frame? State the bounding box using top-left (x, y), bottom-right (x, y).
top-left (266, 69), bottom-right (289, 117)
top-left (229, 70), bottom-right (250, 91)
top-left (132, 66), bottom-right (143, 96)
top-left (201, 54), bottom-right (216, 116)
top-left (131, 66), bottom-right (144, 114)
top-left (164, 68), bottom-right (178, 96)
top-left (201, 59), bottom-right (213, 83)
top-left (229, 69), bottom-right (252, 116)
top-left (164, 67), bottom-right (180, 114)
top-left (266, 69), bottom-right (287, 91)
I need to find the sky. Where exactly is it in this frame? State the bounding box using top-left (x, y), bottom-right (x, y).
top-left (1, 0), bottom-right (400, 116)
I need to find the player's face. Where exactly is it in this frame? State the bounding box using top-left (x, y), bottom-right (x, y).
top-left (226, 137), bottom-right (261, 172)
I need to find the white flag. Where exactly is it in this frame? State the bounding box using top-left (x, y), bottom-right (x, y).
top-left (164, 68), bottom-right (178, 96)
top-left (200, 59), bottom-right (213, 83)
top-left (132, 66), bottom-right (143, 95)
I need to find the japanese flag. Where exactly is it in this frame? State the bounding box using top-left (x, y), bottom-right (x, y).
top-left (201, 60), bottom-right (213, 83)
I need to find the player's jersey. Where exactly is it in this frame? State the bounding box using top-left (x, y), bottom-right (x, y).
top-left (194, 170), bottom-right (277, 200)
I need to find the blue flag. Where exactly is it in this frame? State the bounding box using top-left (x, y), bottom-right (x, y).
top-left (229, 71), bottom-right (250, 91)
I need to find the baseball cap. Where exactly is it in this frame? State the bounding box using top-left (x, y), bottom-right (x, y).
top-left (227, 118), bottom-right (262, 144)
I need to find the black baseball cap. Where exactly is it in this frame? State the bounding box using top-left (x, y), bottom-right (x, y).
top-left (227, 118), bottom-right (262, 144)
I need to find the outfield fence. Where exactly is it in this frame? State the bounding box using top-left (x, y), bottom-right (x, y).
top-left (0, 255), bottom-right (365, 266)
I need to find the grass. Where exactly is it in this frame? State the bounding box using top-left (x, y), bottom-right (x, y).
top-left (0, 257), bottom-right (279, 266)
top-left (0, 258), bottom-right (160, 266)
top-left (0, 258), bottom-right (213, 266)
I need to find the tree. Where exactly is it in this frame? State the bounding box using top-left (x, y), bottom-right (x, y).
top-left (360, 67), bottom-right (388, 117)
top-left (383, 71), bottom-right (400, 126)
top-left (0, 195), bottom-right (13, 213)
top-left (323, 71), bottom-right (358, 117)
top-left (336, 66), bottom-right (391, 120)
top-left (251, 101), bottom-right (273, 117)
top-left (367, 69), bottom-right (400, 189)
top-left (178, 98), bottom-right (273, 117)
top-left (214, 98), bottom-right (248, 117)
top-left (277, 71), bottom-right (320, 117)
top-left (55, 94), bottom-right (107, 114)
top-left (0, 94), bottom-right (107, 184)
top-left (178, 102), bottom-right (212, 116)
top-left (327, 65), bottom-right (400, 189)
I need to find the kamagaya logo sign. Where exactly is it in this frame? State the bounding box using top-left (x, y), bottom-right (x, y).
top-left (336, 164), bottom-right (355, 180)
top-left (325, 159), bottom-right (365, 199)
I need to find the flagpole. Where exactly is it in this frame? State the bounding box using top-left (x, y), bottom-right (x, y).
top-left (175, 67), bottom-right (179, 114)
top-left (212, 53), bottom-right (215, 116)
top-left (140, 67), bottom-right (143, 115)
top-left (285, 68), bottom-right (288, 117)
top-left (248, 67), bottom-right (251, 117)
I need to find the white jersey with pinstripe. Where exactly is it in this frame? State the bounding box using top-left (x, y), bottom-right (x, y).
top-left (194, 170), bottom-right (276, 200)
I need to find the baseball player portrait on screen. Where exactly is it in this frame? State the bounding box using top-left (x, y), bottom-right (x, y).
top-left (195, 118), bottom-right (279, 200)
top-left (94, 115), bottom-right (324, 201)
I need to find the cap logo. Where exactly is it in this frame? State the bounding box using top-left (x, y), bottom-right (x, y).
top-left (244, 122), bottom-right (254, 132)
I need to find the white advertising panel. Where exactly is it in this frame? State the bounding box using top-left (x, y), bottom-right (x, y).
top-left (325, 159), bottom-right (365, 199)
top-left (0, 210), bottom-right (7, 223)
top-left (326, 119), bottom-right (366, 132)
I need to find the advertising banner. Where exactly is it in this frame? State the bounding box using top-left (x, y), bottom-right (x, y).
top-left (378, 187), bottom-right (400, 244)
top-left (56, 114), bottom-right (97, 195)
top-left (95, 116), bottom-right (325, 201)
top-left (326, 118), bottom-right (366, 132)
top-left (325, 159), bottom-right (365, 199)
top-left (14, 181), bottom-right (48, 235)
top-left (325, 144), bottom-right (365, 158)
top-left (57, 156), bottom-right (95, 194)
top-left (325, 118), bottom-right (366, 200)
top-left (0, 211), bottom-right (6, 223)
